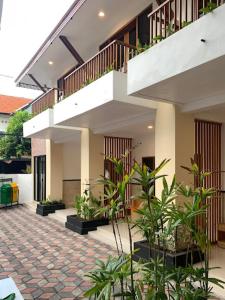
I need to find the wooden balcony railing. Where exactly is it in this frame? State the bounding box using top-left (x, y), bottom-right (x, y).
top-left (63, 40), bottom-right (137, 98)
top-left (149, 0), bottom-right (224, 45)
top-left (32, 88), bottom-right (56, 115)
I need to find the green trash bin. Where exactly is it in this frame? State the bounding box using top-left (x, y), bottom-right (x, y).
top-left (0, 184), bottom-right (12, 205)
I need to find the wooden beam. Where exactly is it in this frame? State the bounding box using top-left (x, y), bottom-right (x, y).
top-left (28, 74), bottom-right (46, 93)
top-left (59, 35), bottom-right (84, 65)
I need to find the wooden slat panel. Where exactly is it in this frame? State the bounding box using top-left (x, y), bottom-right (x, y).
top-left (32, 88), bottom-right (56, 115)
top-left (104, 136), bottom-right (133, 217)
top-left (63, 40), bottom-right (136, 97)
top-left (195, 119), bottom-right (222, 242)
top-left (149, 0), bottom-right (223, 45)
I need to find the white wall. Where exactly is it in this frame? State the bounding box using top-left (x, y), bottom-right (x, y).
top-left (63, 141), bottom-right (81, 180)
top-left (0, 174), bottom-right (33, 203)
top-left (133, 132), bottom-right (155, 164)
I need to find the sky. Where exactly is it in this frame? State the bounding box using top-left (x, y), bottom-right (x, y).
top-left (0, 0), bottom-right (74, 99)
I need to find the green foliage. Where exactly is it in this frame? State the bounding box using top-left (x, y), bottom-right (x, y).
top-left (166, 23), bottom-right (175, 36)
top-left (152, 35), bottom-right (165, 43)
top-left (85, 158), bottom-right (225, 299)
top-left (40, 196), bottom-right (62, 206)
top-left (84, 255), bottom-right (132, 299)
top-left (75, 189), bottom-right (102, 220)
top-left (182, 21), bottom-right (192, 28)
top-left (199, 2), bottom-right (217, 14)
top-left (136, 39), bottom-right (152, 55)
top-left (0, 111), bottom-right (31, 159)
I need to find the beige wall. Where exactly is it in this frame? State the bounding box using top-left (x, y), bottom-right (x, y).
top-left (63, 180), bottom-right (81, 208)
top-left (32, 138), bottom-right (46, 157)
top-left (155, 103), bottom-right (195, 198)
top-left (133, 133), bottom-right (155, 164)
top-left (81, 129), bottom-right (104, 198)
top-left (63, 141), bottom-right (81, 180)
top-left (46, 140), bottom-right (63, 201)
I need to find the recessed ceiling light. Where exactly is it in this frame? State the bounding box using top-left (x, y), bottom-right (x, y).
top-left (98, 11), bottom-right (105, 17)
top-left (147, 125), bottom-right (153, 129)
top-left (48, 61), bottom-right (54, 65)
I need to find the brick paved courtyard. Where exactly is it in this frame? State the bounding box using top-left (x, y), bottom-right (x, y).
top-left (0, 206), bottom-right (114, 299)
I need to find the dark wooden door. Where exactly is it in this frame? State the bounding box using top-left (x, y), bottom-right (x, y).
top-left (34, 155), bottom-right (46, 202)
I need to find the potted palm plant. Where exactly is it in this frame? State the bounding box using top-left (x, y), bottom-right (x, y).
top-left (65, 189), bottom-right (109, 235)
top-left (36, 197), bottom-right (65, 216)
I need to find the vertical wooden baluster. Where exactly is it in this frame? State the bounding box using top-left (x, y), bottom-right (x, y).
top-left (150, 15), bottom-right (153, 45)
top-left (174, 0), bottom-right (177, 31)
top-left (185, 0), bottom-right (187, 22)
top-left (179, 0), bottom-right (182, 30)
top-left (119, 44), bottom-right (122, 71)
top-left (159, 8), bottom-right (162, 38)
top-left (115, 42), bottom-right (118, 71)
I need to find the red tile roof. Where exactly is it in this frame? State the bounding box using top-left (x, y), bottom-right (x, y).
top-left (0, 95), bottom-right (31, 114)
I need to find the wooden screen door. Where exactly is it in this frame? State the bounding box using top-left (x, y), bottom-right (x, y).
top-left (195, 119), bottom-right (222, 242)
top-left (34, 155), bottom-right (46, 202)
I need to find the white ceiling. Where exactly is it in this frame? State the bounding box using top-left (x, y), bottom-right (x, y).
top-left (29, 126), bottom-right (81, 143)
top-left (16, 0), bottom-right (151, 89)
top-left (57, 100), bottom-right (155, 138)
top-left (135, 55), bottom-right (225, 106)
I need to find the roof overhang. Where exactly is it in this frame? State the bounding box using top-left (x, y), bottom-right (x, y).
top-left (15, 0), bottom-right (151, 90)
top-left (54, 71), bottom-right (157, 137)
top-left (23, 108), bottom-right (81, 143)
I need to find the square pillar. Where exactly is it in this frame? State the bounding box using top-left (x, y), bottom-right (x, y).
top-left (155, 103), bottom-right (195, 200)
top-left (81, 129), bottom-right (104, 198)
top-left (46, 139), bottom-right (63, 201)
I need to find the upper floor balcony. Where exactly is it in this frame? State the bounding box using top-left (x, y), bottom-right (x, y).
top-left (32, 40), bottom-right (137, 115)
top-left (128, 0), bottom-right (225, 112)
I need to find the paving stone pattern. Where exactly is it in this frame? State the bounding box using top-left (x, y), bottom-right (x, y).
top-left (0, 206), bottom-right (115, 299)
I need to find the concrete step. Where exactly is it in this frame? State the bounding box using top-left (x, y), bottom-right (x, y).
top-left (89, 223), bottom-right (142, 254)
top-left (48, 208), bottom-right (75, 224)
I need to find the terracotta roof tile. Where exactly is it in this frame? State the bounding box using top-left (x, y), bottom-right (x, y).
top-left (0, 95), bottom-right (31, 114)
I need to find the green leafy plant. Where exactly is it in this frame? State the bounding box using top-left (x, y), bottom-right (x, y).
top-left (75, 189), bottom-right (102, 220)
top-left (182, 20), bottom-right (192, 28)
top-left (85, 158), bottom-right (225, 299)
top-left (40, 196), bottom-right (62, 206)
top-left (153, 35), bottom-right (165, 43)
top-left (136, 39), bottom-right (151, 55)
top-left (199, 2), bottom-right (218, 14)
top-left (0, 111), bottom-right (32, 159)
top-left (166, 22), bottom-right (175, 36)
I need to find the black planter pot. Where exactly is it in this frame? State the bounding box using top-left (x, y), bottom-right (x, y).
top-left (36, 203), bottom-right (65, 216)
top-left (133, 240), bottom-right (204, 267)
top-left (65, 215), bottom-right (109, 235)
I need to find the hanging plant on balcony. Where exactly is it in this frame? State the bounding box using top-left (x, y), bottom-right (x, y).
top-left (199, 2), bottom-right (218, 14)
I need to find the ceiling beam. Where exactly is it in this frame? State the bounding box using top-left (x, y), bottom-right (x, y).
top-left (59, 35), bottom-right (84, 65)
top-left (28, 74), bottom-right (46, 93)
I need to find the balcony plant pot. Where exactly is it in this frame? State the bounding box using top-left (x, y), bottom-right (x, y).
top-left (133, 240), bottom-right (204, 267)
top-left (65, 215), bottom-right (109, 235)
top-left (36, 202), bottom-right (65, 216)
